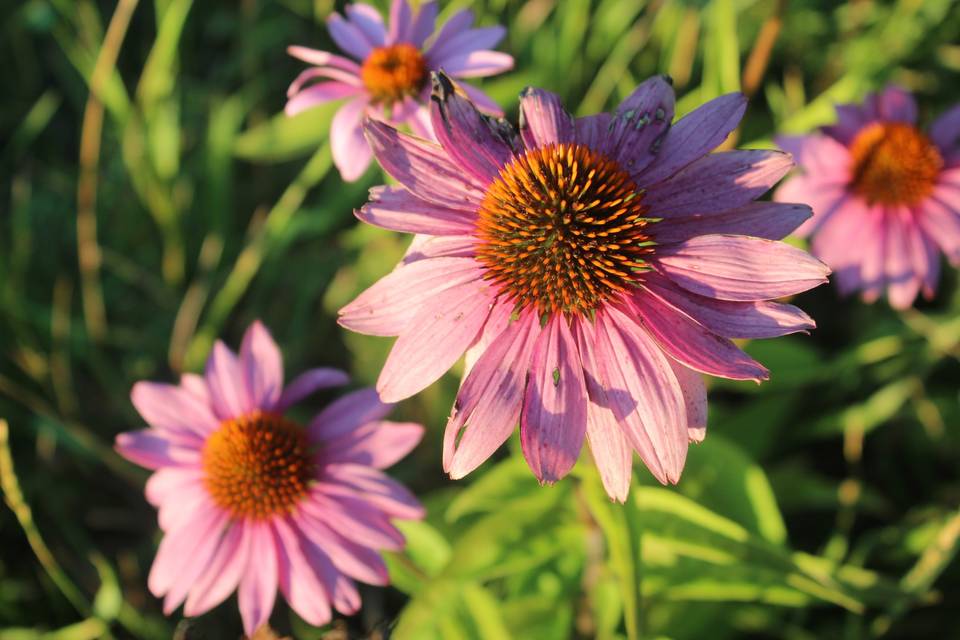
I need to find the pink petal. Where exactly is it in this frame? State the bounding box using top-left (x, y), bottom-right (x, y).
top-left (293, 513), bottom-right (389, 585)
top-left (308, 388), bottom-right (393, 443)
top-left (773, 175), bottom-right (849, 238)
top-left (574, 320), bottom-right (636, 502)
top-left (357, 185), bottom-right (476, 235)
top-left (641, 274), bottom-right (815, 339)
top-left (401, 234), bottom-right (476, 263)
top-left (376, 280), bottom-right (496, 403)
top-left (285, 81), bottom-right (363, 116)
top-left (444, 313), bottom-right (538, 479)
top-left (409, 1), bottom-right (439, 47)
top-left (183, 522), bottom-right (250, 617)
top-left (520, 316), bottom-right (587, 484)
top-left (653, 202), bottom-right (812, 244)
top-left (327, 13), bottom-right (374, 60)
top-left (645, 150), bottom-right (794, 218)
top-left (297, 533), bottom-right (361, 615)
top-left (240, 320), bottom-right (283, 410)
top-left (148, 505), bottom-right (228, 597)
top-left (426, 9), bottom-right (474, 57)
top-left (204, 341), bottom-right (253, 420)
top-left (345, 3), bottom-right (386, 47)
top-left (387, 0), bottom-right (413, 44)
top-left (595, 306), bottom-right (689, 484)
top-left (276, 368), bottom-right (350, 413)
top-left (930, 104), bottom-right (960, 159)
top-left (179, 372), bottom-right (210, 403)
top-left (144, 467), bottom-right (204, 509)
top-left (237, 522), bottom-right (279, 637)
top-left (857, 208), bottom-right (887, 303)
top-left (271, 518), bottom-right (333, 627)
top-left (321, 463), bottom-right (424, 520)
top-left (339, 256), bottom-right (486, 337)
top-left (774, 133), bottom-right (851, 179)
top-left (875, 85), bottom-right (917, 123)
top-left (114, 430), bottom-right (200, 470)
top-left (323, 420), bottom-right (423, 468)
top-left (919, 191), bottom-right (960, 264)
top-left (576, 113), bottom-right (613, 156)
top-left (908, 214), bottom-right (940, 298)
top-left (428, 25), bottom-right (506, 63)
top-left (669, 361), bottom-right (707, 443)
top-left (332, 99), bottom-right (373, 182)
top-left (463, 297), bottom-right (514, 377)
top-left (628, 291), bottom-right (769, 381)
top-left (440, 50), bottom-right (514, 78)
top-left (430, 74), bottom-right (516, 184)
top-left (637, 92), bottom-right (747, 186)
top-left (518, 87), bottom-right (575, 148)
top-left (655, 234), bottom-right (830, 301)
top-left (162, 516), bottom-right (234, 615)
top-left (364, 119), bottom-right (486, 209)
top-left (130, 381), bottom-right (219, 438)
top-left (459, 83), bottom-right (504, 116)
top-left (286, 46), bottom-right (362, 73)
top-left (298, 492), bottom-right (404, 550)
top-left (884, 207), bottom-right (920, 309)
top-left (608, 75), bottom-right (675, 176)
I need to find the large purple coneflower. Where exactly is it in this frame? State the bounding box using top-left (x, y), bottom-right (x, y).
top-left (776, 85), bottom-right (960, 309)
top-left (339, 73), bottom-right (829, 501)
top-left (286, 0), bottom-right (513, 181)
top-left (115, 321), bottom-right (423, 635)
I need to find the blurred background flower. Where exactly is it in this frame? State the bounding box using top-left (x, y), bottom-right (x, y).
top-left (1, 0), bottom-right (960, 639)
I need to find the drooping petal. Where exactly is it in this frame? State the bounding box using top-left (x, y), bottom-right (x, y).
top-left (574, 320), bottom-right (633, 502)
top-left (636, 92), bottom-right (748, 186)
top-left (645, 150), bottom-right (794, 218)
top-left (271, 518), bottom-right (333, 627)
top-left (654, 234), bottom-right (831, 302)
top-left (520, 316), bottom-right (587, 484)
top-left (308, 388), bottom-right (393, 443)
top-left (115, 430), bottom-right (200, 470)
top-left (332, 98), bottom-right (373, 182)
top-left (376, 279), bottom-right (496, 402)
top-left (240, 320), bottom-right (284, 410)
top-left (445, 313), bottom-right (538, 479)
top-left (237, 522), bottom-right (279, 638)
top-left (518, 87), bottom-right (575, 149)
top-left (323, 420), bottom-right (424, 469)
top-left (884, 207), bottom-right (920, 309)
top-left (918, 192), bottom-right (960, 264)
top-left (276, 368), bottom-right (350, 412)
top-left (161, 517), bottom-right (233, 616)
top-left (907, 214), bottom-right (940, 298)
top-left (298, 493), bottom-right (404, 550)
top-left (364, 119), bottom-right (486, 209)
top-left (930, 103), bottom-right (960, 161)
top-left (595, 306), bottom-right (689, 484)
top-left (148, 505), bottom-right (228, 597)
top-left (130, 381), bottom-right (219, 438)
top-left (183, 522), bottom-right (250, 617)
top-left (641, 274), bottom-right (815, 339)
top-left (327, 13), bottom-right (374, 60)
top-left (608, 75), bottom-right (675, 176)
top-left (463, 297), bottom-right (514, 377)
top-left (339, 257), bottom-right (485, 336)
top-left (653, 202), bottom-right (812, 244)
top-left (357, 185), bottom-right (476, 236)
top-left (298, 534), bottom-right (361, 615)
top-left (204, 341), bottom-right (254, 420)
top-left (668, 360), bottom-right (707, 443)
top-left (628, 291), bottom-right (769, 381)
top-left (344, 3), bottom-right (386, 47)
top-left (429, 72), bottom-right (517, 184)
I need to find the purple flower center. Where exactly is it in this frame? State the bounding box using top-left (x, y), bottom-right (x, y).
top-left (849, 122), bottom-right (942, 206)
top-left (475, 142), bottom-right (655, 317)
top-left (202, 411), bottom-right (314, 519)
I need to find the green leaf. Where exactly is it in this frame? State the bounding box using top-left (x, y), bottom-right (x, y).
top-left (234, 103), bottom-right (340, 162)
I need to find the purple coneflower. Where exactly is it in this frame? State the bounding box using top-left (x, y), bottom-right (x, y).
top-left (776, 85), bottom-right (960, 308)
top-left (286, 0), bottom-right (513, 181)
top-left (339, 72), bottom-right (829, 501)
top-left (115, 321), bottom-right (423, 635)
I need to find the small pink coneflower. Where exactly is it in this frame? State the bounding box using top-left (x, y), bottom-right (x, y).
top-left (286, 0), bottom-right (513, 181)
top-left (340, 72), bottom-right (829, 501)
top-left (776, 85), bottom-right (960, 309)
top-left (115, 321), bottom-right (424, 635)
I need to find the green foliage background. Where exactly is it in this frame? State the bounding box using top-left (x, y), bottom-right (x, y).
top-left (2, 0), bottom-right (960, 637)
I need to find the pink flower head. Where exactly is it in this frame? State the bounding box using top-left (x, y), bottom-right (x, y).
top-left (339, 73), bottom-right (829, 501)
top-left (115, 321), bottom-right (424, 636)
top-left (285, 0), bottom-right (514, 181)
top-left (775, 85), bottom-right (960, 309)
